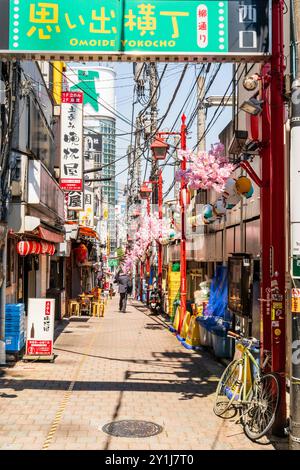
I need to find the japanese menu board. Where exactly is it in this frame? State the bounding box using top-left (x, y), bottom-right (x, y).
top-left (25, 298), bottom-right (55, 357)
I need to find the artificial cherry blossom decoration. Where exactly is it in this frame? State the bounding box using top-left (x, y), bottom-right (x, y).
top-left (176, 143), bottom-right (234, 193)
top-left (123, 213), bottom-right (171, 273)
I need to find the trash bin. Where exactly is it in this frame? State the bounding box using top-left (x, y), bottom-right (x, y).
top-left (211, 325), bottom-right (233, 358)
top-left (196, 316), bottom-right (214, 347)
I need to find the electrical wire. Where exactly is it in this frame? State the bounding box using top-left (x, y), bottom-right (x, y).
top-left (50, 62), bottom-right (137, 129)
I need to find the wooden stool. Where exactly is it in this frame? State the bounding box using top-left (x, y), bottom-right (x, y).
top-left (68, 300), bottom-right (80, 317)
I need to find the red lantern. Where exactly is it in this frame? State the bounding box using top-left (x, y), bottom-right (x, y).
top-left (74, 243), bottom-right (88, 263)
top-left (16, 241), bottom-right (42, 256)
top-left (17, 241), bottom-right (31, 256)
top-left (31, 241), bottom-right (42, 255)
top-left (49, 244), bottom-right (56, 256)
top-left (41, 241), bottom-right (49, 254)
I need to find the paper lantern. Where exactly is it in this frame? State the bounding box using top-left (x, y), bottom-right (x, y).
top-left (17, 241), bottom-right (31, 256)
top-left (16, 241), bottom-right (44, 256)
top-left (74, 243), bottom-right (88, 264)
top-left (49, 244), bottom-right (56, 256)
top-left (245, 185), bottom-right (254, 199)
top-left (226, 193), bottom-right (241, 209)
top-left (203, 204), bottom-right (216, 224)
top-left (213, 198), bottom-right (227, 217)
top-left (223, 178), bottom-right (237, 199)
top-left (31, 241), bottom-right (42, 255)
top-left (236, 176), bottom-right (252, 195)
top-left (169, 229), bottom-right (176, 239)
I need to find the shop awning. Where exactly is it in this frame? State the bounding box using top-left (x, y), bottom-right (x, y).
top-left (38, 226), bottom-right (64, 243)
top-left (78, 226), bottom-right (99, 240)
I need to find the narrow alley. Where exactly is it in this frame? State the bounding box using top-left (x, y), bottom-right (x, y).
top-left (0, 299), bottom-right (275, 451)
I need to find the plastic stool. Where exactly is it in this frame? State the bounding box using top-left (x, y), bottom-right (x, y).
top-left (68, 300), bottom-right (80, 317)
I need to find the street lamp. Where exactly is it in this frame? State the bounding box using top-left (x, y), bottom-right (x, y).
top-left (148, 115), bottom-right (187, 329)
top-left (150, 136), bottom-right (169, 160)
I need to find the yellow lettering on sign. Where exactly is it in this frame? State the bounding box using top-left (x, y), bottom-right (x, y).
top-left (160, 11), bottom-right (189, 39)
top-left (27, 2), bottom-right (60, 39)
top-left (90, 8), bottom-right (117, 34)
top-left (125, 3), bottom-right (157, 36)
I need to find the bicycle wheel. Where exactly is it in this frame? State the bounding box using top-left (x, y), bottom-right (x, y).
top-left (243, 372), bottom-right (280, 441)
top-left (213, 359), bottom-right (243, 417)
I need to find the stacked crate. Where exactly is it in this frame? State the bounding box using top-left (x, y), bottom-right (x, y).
top-left (5, 304), bottom-right (25, 352)
top-left (167, 265), bottom-right (181, 319)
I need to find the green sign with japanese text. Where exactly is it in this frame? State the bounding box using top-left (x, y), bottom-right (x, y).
top-left (0, 1), bottom-right (271, 59)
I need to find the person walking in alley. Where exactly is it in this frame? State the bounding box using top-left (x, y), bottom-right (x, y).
top-left (115, 268), bottom-right (132, 312)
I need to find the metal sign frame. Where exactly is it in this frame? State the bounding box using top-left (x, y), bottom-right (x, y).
top-left (0, 0), bottom-right (272, 62)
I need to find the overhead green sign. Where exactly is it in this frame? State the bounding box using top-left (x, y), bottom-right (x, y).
top-left (0, 0), bottom-right (271, 59)
top-left (108, 259), bottom-right (119, 268)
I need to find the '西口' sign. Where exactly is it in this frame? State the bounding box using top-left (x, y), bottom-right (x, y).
top-left (0, 0), bottom-right (271, 61)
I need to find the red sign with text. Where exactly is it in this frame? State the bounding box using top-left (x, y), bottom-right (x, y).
top-left (26, 340), bottom-right (52, 356)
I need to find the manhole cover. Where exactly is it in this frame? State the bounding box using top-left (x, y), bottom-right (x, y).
top-left (76, 325), bottom-right (90, 328)
top-left (102, 420), bottom-right (163, 438)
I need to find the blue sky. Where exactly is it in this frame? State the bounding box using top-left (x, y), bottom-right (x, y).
top-left (112, 62), bottom-right (233, 196)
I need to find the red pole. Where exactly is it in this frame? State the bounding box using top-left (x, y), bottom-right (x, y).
top-left (179, 114), bottom-right (187, 332)
top-left (260, 63), bottom-right (272, 367)
top-left (270, 0), bottom-right (286, 434)
top-left (146, 196), bottom-right (151, 304)
top-left (158, 169), bottom-right (163, 290)
top-left (140, 261), bottom-right (144, 302)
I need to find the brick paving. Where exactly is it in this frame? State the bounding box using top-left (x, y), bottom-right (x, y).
top-left (0, 297), bottom-right (283, 450)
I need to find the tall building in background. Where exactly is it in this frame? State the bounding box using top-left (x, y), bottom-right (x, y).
top-left (65, 63), bottom-right (117, 253)
top-left (115, 182), bottom-right (127, 250)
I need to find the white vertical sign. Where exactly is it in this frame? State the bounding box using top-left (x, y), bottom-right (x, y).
top-left (25, 298), bottom-right (55, 358)
top-left (60, 92), bottom-right (83, 192)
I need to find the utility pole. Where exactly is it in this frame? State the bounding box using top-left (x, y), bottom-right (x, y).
top-left (150, 63), bottom-right (158, 207)
top-left (289, 0), bottom-right (300, 450)
top-left (178, 115), bottom-right (187, 333)
top-left (197, 76), bottom-right (206, 153)
top-left (0, 60), bottom-right (15, 365)
top-left (270, 0), bottom-right (287, 436)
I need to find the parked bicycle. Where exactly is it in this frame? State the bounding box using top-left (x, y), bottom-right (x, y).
top-left (213, 331), bottom-right (280, 441)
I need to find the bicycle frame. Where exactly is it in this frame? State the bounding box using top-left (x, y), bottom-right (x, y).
top-left (239, 347), bottom-right (261, 404)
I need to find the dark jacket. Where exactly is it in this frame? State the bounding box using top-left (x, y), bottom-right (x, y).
top-left (115, 273), bottom-right (132, 294)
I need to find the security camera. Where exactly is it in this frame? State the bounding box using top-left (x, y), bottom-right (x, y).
top-left (243, 74), bottom-right (261, 91)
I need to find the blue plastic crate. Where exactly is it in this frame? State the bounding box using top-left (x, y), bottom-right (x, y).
top-left (6, 303), bottom-right (25, 311)
top-left (5, 334), bottom-right (25, 352)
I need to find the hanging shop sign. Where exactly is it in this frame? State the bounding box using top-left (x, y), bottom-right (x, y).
top-left (292, 289), bottom-right (300, 314)
top-left (66, 191), bottom-right (84, 211)
top-left (25, 298), bottom-right (55, 359)
top-left (60, 91), bottom-right (84, 192)
top-left (0, 1), bottom-right (271, 61)
top-left (79, 187), bottom-right (94, 228)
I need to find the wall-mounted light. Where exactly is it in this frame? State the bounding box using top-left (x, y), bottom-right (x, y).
top-left (240, 97), bottom-right (264, 116)
top-left (228, 130), bottom-right (248, 155)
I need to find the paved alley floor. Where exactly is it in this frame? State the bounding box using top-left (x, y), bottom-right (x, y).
top-left (0, 298), bottom-right (280, 450)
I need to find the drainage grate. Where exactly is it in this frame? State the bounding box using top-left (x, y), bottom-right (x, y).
top-left (102, 420), bottom-right (163, 438)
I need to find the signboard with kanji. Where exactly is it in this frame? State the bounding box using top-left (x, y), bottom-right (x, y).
top-left (60, 91), bottom-right (83, 192)
top-left (25, 298), bottom-right (55, 359)
top-left (0, 0), bottom-right (271, 60)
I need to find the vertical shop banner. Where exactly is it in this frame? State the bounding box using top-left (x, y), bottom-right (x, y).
top-left (0, 1), bottom-right (271, 59)
top-left (60, 91), bottom-right (83, 191)
top-left (25, 298), bottom-right (55, 357)
top-left (79, 187), bottom-right (94, 227)
top-left (66, 191), bottom-right (84, 211)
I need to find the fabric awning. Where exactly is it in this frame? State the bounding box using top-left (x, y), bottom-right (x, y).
top-left (78, 226), bottom-right (99, 240)
top-left (38, 226), bottom-right (64, 243)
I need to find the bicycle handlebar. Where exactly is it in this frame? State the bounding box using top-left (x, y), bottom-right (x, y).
top-left (227, 331), bottom-right (260, 348)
